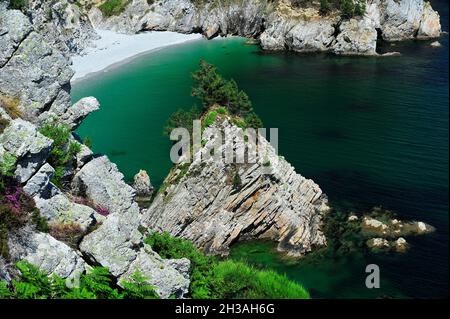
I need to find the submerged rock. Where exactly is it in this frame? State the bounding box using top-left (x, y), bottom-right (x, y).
top-left (367, 237), bottom-right (390, 249)
top-left (430, 41), bottom-right (441, 47)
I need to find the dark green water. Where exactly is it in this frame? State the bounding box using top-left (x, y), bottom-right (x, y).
top-left (72, 2), bottom-right (448, 299)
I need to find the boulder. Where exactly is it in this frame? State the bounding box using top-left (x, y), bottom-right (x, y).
top-left (72, 156), bottom-right (136, 215)
top-left (362, 217), bottom-right (389, 232)
top-left (393, 237), bottom-right (408, 252)
top-left (23, 163), bottom-right (59, 198)
top-left (59, 97), bottom-right (100, 130)
top-left (0, 119), bottom-right (53, 183)
top-left (133, 169), bottom-right (154, 198)
top-left (34, 194), bottom-right (102, 231)
top-left (0, 5), bottom-right (33, 68)
top-left (8, 227), bottom-right (86, 279)
top-left (119, 245), bottom-right (190, 298)
top-left (367, 237), bottom-right (390, 249)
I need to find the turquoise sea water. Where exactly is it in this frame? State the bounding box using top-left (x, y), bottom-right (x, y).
top-left (72, 1), bottom-right (448, 298)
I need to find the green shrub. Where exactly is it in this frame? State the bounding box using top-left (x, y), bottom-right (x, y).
top-left (203, 110), bottom-right (218, 128)
top-left (0, 153), bottom-right (17, 177)
top-left (145, 232), bottom-right (310, 299)
top-left (211, 260), bottom-right (310, 299)
top-left (244, 112), bottom-right (263, 129)
top-left (319, 0), bottom-right (331, 15)
top-left (8, 0), bottom-right (27, 12)
top-left (216, 107), bottom-right (227, 115)
top-left (145, 231), bottom-right (218, 298)
top-left (0, 261), bottom-right (159, 299)
top-left (192, 60), bottom-right (253, 117)
top-left (39, 121), bottom-right (80, 188)
top-left (164, 106), bottom-right (200, 137)
top-left (98, 0), bottom-right (130, 17)
top-left (232, 172), bottom-right (242, 189)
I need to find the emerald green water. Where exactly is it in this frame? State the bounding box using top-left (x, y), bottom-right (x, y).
top-left (72, 2), bottom-right (448, 299)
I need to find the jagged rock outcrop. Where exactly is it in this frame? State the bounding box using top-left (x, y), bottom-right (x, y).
top-left (73, 156), bottom-right (189, 297)
top-left (0, 5), bottom-right (73, 123)
top-left (25, 0), bottom-right (99, 55)
top-left (142, 117), bottom-right (329, 257)
top-left (88, 0), bottom-right (442, 56)
top-left (8, 227), bottom-right (86, 279)
top-left (380, 0), bottom-right (441, 41)
top-left (1, 5), bottom-right (190, 297)
top-left (23, 163), bottom-right (59, 198)
top-left (0, 119), bottom-right (53, 183)
top-left (119, 245), bottom-right (190, 298)
top-left (59, 97), bottom-right (100, 130)
top-left (133, 169), bottom-right (154, 198)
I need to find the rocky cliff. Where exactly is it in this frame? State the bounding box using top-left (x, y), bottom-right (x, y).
top-left (141, 116), bottom-right (329, 257)
top-left (87, 0), bottom-right (442, 56)
top-left (0, 4), bottom-right (189, 298)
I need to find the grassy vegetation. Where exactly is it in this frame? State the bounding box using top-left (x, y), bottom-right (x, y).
top-left (48, 222), bottom-right (85, 249)
top-left (0, 261), bottom-right (159, 299)
top-left (39, 121), bottom-right (81, 188)
top-left (202, 110), bottom-right (218, 128)
top-left (145, 232), bottom-right (310, 299)
top-left (0, 95), bottom-right (22, 119)
top-left (98, 0), bottom-right (130, 17)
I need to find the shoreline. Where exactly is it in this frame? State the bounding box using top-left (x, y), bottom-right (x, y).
top-left (71, 29), bottom-right (203, 83)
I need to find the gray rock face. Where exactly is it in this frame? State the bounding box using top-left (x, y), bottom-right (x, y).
top-left (34, 194), bottom-right (101, 231)
top-left (0, 5), bottom-right (33, 68)
top-left (1, 4), bottom-right (190, 298)
top-left (0, 6), bottom-right (74, 123)
top-left (332, 18), bottom-right (378, 55)
top-left (417, 1), bottom-right (441, 38)
top-left (8, 227), bottom-right (86, 279)
top-left (119, 245), bottom-right (190, 298)
top-left (77, 156), bottom-right (190, 297)
top-left (26, 0), bottom-right (99, 55)
top-left (75, 142), bottom-right (94, 168)
top-left (23, 163), bottom-right (59, 198)
top-left (72, 156), bottom-right (136, 214)
top-left (73, 156), bottom-right (141, 275)
top-left (380, 0), bottom-right (423, 41)
top-left (0, 119), bottom-right (53, 183)
top-left (142, 118), bottom-right (329, 257)
top-left (90, 0), bottom-right (441, 56)
top-left (59, 96), bottom-right (100, 130)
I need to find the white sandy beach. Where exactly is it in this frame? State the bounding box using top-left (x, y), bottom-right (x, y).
top-left (71, 30), bottom-right (203, 81)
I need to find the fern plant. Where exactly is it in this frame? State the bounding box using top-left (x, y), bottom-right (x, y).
top-left (0, 261), bottom-right (159, 299)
